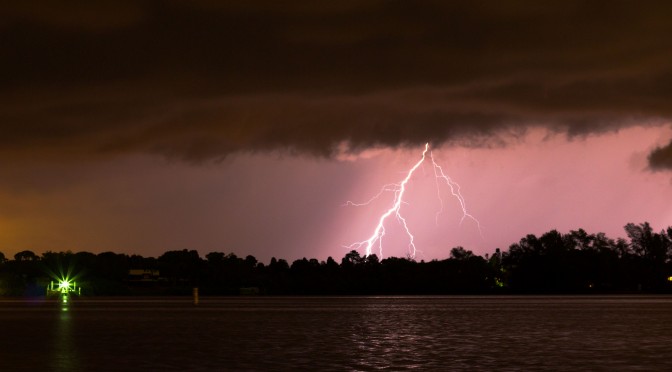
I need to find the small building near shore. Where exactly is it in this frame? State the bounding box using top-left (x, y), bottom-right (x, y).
top-left (239, 287), bottom-right (260, 295)
top-left (128, 269), bottom-right (161, 283)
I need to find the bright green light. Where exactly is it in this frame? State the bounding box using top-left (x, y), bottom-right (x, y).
top-left (47, 270), bottom-right (81, 298)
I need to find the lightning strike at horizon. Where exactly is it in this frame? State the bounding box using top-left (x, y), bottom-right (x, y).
top-left (344, 143), bottom-right (481, 259)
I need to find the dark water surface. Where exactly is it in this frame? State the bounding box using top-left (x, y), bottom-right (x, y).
top-left (1, 296), bottom-right (671, 371)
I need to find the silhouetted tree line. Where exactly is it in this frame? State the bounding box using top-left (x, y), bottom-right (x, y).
top-left (1, 222), bottom-right (671, 296)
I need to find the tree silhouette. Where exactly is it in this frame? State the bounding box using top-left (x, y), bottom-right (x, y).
top-left (624, 222), bottom-right (672, 290)
top-left (1, 221), bottom-right (671, 296)
top-left (14, 250), bottom-right (38, 261)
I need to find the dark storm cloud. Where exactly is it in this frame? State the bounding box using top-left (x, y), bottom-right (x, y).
top-left (648, 140), bottom-right (672, 170)
top-left (2, 0), bottom-right (672, 164)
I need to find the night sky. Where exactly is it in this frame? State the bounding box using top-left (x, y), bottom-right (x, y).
top-left (2, 1), bottom-right (671, 262)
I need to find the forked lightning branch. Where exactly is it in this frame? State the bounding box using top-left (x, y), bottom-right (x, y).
top-left (344, 143), bottom-right (481, 259)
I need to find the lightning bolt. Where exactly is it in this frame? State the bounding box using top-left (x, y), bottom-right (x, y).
top-left (344, 143), bottom-right (481, 259)
top-left (341, 183), bottom-right (400, 207)
top-left (430, 150), bottom-right (482, 234)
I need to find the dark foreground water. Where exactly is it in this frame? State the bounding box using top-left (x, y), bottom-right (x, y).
top-left (1, 296), bottom-right (671, 371)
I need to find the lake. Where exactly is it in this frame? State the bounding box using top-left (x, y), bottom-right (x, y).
top-left (1, 296), bottom-right (671, 371)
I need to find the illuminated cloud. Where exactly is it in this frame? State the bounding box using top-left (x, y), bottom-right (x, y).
top-left (1, 1), bottom-right (672, 166)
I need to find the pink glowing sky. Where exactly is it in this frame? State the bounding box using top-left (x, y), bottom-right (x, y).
top-left (2, 2), bottom-right (672, 262)
top-left (1, 126), bottom-right (670, 262)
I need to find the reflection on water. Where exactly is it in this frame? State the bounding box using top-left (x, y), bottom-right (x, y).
top-left (1, 296), bottom-right (672, 371)
top-left (53, 298), bottom-right (80, 372)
